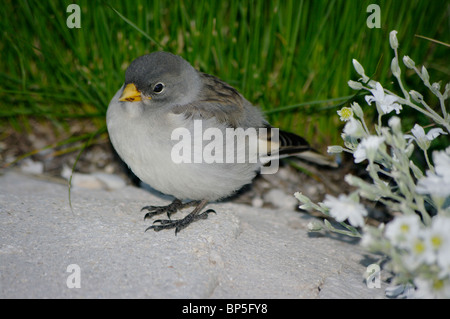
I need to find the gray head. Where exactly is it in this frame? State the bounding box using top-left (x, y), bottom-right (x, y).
top-left (120, 51), bottom-right (200, 107)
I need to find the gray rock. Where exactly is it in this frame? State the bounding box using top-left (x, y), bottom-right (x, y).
top-left (263, 189), bottom-right (298, 209)
top-left (0, 171), bottom-right (385, 298)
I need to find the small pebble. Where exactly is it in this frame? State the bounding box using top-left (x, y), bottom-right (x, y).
top-left (20, 159), bottom-right (44, 175)
top-left (263, 189), bottom-right (298, 209)
top-left (61, 165), bottom-right (126, 190)
top-left (93, 172), bottom-right (126, 190)
top-left (251, 196), bottom-right (264, 208)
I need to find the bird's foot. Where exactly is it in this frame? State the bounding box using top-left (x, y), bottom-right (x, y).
top-left (146, 209), bottom-right (216, 235)
top-left (141, 199), bottom-right (200, 220)
top-left (145, 200), bottom-right (214, 235)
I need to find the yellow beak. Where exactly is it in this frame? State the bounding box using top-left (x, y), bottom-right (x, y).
top-left (119, 83), bottom-right (151, 102)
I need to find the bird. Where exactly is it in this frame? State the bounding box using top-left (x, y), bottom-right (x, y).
top-left (106, 51), bottom-right (334, 234)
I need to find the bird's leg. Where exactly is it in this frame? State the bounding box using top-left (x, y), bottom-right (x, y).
top-left (145, 199), bottom-right (215, 235)
top-left (141, 198), bottom-right (200, 220)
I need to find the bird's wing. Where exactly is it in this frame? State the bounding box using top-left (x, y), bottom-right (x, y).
top-left (171, 72), bottom-right (245, 128)
top-left (170, 72), bottom-right (337, 167)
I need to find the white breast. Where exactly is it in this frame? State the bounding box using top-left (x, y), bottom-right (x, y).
top-left (106, 88), bottom-right (260, 201)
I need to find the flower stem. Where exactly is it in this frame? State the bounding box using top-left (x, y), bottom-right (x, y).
top-left (392, 48), bottom-right (410, 100)
top-left (423, 149), bottom-right (435, 174)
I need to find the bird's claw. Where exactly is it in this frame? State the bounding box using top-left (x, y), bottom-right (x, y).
top-left (141, 199), bottom-right (199, 220)
top-left (145, 209), bottom-right (216, 235)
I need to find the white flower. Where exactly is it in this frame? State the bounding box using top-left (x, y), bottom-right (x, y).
top-left (404, 124), bottom-right (447, 151)
top-left (388, 215), bottom-right (450, 274)
top-left (353, 136), bottom-right (385, 163)
top-left (361, 223), bottom-right (385, 249)
top-left (416, 147), bottom-right (450, 198)
top-left (322, 194), bottom-right (368, 227)
top-left (385, 215), bottom-right (421, 249)
top-left (428, 216), bottom-right (450, 274)
top-left (413, 277), bottom-right (450, 299)
top-left (365, 82), bottom-right (403, 115)
top-left (360, 231), bottom-right (375, 248)
top-left (433, 147), bottom-right (450, 182)
top-left (337, 107), bottom-right (353, 122)
top-left (417, 173), bottom-right (450, 198)
top-left (343, 118), bottom-right (365, 138)
top-left (405, 232), bottom-right (432, 270)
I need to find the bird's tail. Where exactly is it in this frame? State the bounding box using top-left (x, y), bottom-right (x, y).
top-left (259, 127), bottom-right (338, 168)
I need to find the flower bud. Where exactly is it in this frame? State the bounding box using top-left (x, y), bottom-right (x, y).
top-left (327, 145), bottom-right (344, 154)
top-left (294, 192), bottom-right (313, 210)
top-left (432, 82), bottom-right (441, 93)
top-left (444, 83), bottom-right (450, 99)
top-left (352, 59), bottom-right (366, 76)
top-left (367, 80), bottom-right (378, 89)
top-left (348, 80), bottom-right (363, 90)
top-left (402, 56), bottom-right (415, 69)
top-left (389, 30), bottom-right (399, 50)
top-left (307, 221), bottom-right (323, 232)
top-left (409, 90), bottom-right (423, 103)
top-left (351, 102), bottom-right (364, 119)
top-left (405, 143), bottom-right (415, 158)
top-left (409, 160), bottom-right (424, 180)
top-left (421, 65), bottom-right (430, 83)
top-left (391, 58), bottom-right (401, 77)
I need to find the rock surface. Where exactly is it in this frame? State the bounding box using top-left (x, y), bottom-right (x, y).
top-left (0, 171), bottom-right (385, 298)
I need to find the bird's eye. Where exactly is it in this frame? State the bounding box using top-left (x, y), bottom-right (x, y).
top-left (153, 82), bottom-right (165, 94)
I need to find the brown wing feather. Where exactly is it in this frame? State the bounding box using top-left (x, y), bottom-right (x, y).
top-left (171, 72), bottom-right (245, 127)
